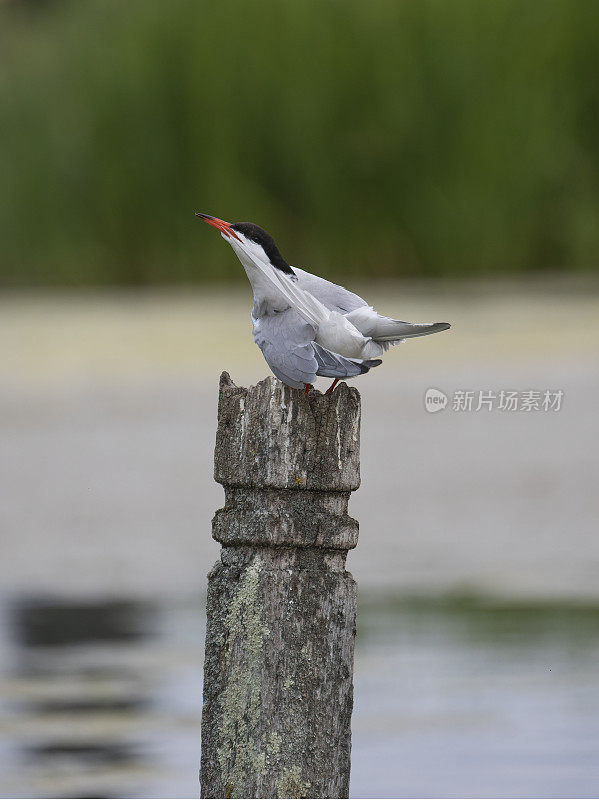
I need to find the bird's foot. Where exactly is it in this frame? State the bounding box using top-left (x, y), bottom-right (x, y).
top-left (304, 383), bottom-right (313, 396)
top-left (325, 378), bottom-right (340, 395)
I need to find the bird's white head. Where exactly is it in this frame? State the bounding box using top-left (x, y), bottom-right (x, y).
top-left (195, 213), bottom-right (294, 275)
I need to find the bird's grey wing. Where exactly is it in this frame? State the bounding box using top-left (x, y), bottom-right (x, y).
top-left (292, 268), bottom-right (451, 346)
top-left (312, 342), bottom-right (382, 378)
top-left (345, 306), bottom-right (451, 344)
top-left (252, 308), bottom-right (318, 389)
top-left (292, 267), bottom-right (368, 314)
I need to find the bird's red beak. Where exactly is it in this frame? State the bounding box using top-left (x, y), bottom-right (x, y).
top-left (195, 213), bottom-right (240, 242)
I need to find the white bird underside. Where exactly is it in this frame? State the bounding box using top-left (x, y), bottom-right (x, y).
top-left (229, 235), bottom-right (450, 390)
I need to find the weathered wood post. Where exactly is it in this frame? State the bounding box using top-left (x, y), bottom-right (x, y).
top-left (201, 371), bottom-right (361, 799)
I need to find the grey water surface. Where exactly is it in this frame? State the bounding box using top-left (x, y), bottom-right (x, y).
top-left (2, 596), bottom-right (599, 798)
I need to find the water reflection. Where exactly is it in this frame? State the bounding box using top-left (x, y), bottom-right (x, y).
top-left (358, 593), bottom-right (599, 650)
top-left (12, 599), bottom-right (155, 648)
top-left (1, 593), bottom-right (598, 798)
top-left (352, 595), bottom-right (599, 798)
top-left (5, 597), bottom-right (161, 799)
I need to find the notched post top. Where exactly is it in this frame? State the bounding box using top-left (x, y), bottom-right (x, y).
top-left (214, 371), bottom-right (361, 492)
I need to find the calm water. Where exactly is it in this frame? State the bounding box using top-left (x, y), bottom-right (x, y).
top-left (1, 594), bottom-right (598, 798)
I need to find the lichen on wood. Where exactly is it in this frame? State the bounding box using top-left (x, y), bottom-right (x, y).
top-left (216, 557), bottom-right (270, 788)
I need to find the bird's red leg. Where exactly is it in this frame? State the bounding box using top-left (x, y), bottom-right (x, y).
top-left (304, 383), bottom-right (312, 396)
top-left (325, 378), bottom-right (340, 395)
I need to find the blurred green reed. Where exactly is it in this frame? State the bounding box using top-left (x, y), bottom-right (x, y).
top-left (1, 0), bottom-right (599, 286)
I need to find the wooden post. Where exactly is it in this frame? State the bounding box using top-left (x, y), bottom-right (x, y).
top-left (201, 372), bottom-right (361, 799)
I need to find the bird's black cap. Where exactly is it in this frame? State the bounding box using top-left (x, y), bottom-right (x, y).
top-left (231, 222), bottom-right (294, 275)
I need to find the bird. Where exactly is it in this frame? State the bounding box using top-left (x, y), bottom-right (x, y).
top-left (196, 213), bottom-right (450, 395)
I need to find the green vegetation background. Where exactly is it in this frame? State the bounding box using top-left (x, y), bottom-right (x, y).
top-left (2, 0), bottom-right (599, 286)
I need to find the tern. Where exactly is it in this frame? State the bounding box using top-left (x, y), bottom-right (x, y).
top-left (197, 214), bottom-right (450, 394)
